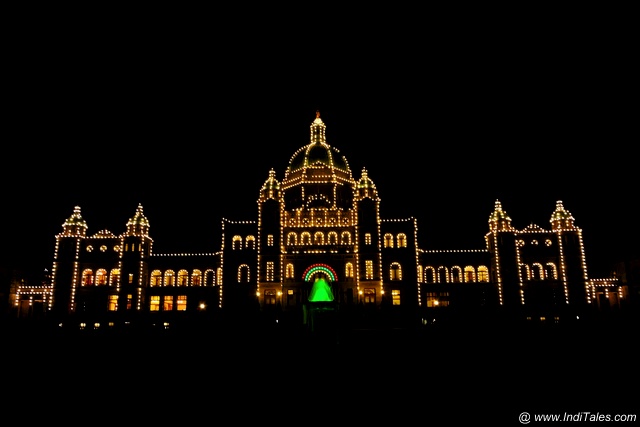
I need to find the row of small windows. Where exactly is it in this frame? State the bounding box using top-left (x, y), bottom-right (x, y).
top-left (232, 235), bottom-right (256, 250)
top-left (82, 264), bottom-right (497, 287)
top-left (150, 269), bottom-right (221, 287)
top-left (231, 232), bottom-right (409, 249)
top-left (104, 294), bottom-right (189, 312)
top-left (286, 231), bottom-right (354, 246)
top-left (383, 233), bottom-right (408, 248)
top-left (419, 265), bottom-right (490, 284)
top-left (85, 243), bottom-right (143, 253)
top-left (521, 262), bottom-right (559, 281)
top-left (82, 269), bottom-right (121, 286)
top-left (81, 269), bottom-right (221, 287)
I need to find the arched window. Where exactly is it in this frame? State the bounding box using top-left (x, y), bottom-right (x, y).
top-left (192, 270), bottom-right (202, 286)
top-left (384, 233), bottom-right (394, 248)
top-left (424, 266), bottom-right (436, 284)
top-left (464, 266), bottom-right (476, 283)
top-left (396, 233), bottom-right (407, 248)
top-left (246, 235), bottom-right (256, 250)
top-left (545, 263), bottom-right (558, 280)
top-left (286, 263), bottom-right (294, 279)
top-left (345, 262), bottom-right (354, 279)
top-left (109, 268), bottom-right (120, 286)
top-left (314, 231), bottom-right (324, 245)
top-left (238, 264), bottom-right (250, 283)
top-left (390, 262), bottom-right (402, 281)
top-left (82, 269), bottom-right (94, 286)
top-left (287, 232), bottom-right (298, 246)
top-left (96, 269), bottom-right (108, 285)
top-left (301, 232), bottom-right (312, 245)
top-left (327, 231), bottom-right (338, 245)
top-left (232, 235), bottom-right (242, 250)
top-left (477, 266), bottom-right (489, 282)
top-left (450, 266), bottom-right (462, 283)
top-left (340, 231), bottom-right (351, 245)
top-left (151, 270), bottom-right (162, 287)
top-left (164, 270), bottom-right (175, 286)
top-left (532, 263), bottom-right (545, 280)
top-left (178, 269), bottom-right (189, 286)
top-left (204, 269), bottom-right (215, 286)
top-left (437, 266), bottom-right (449, 283)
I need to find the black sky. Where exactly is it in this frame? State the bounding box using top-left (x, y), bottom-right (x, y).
top-left (3, 15), bottom-right (637, 279)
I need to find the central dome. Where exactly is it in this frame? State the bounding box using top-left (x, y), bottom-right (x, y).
top-left (283, 111), bottom-right (352, 183)
top-left (281, 111), bottom-right (355, 210)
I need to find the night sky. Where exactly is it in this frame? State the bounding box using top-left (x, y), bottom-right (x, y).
top-left (4, 21), bottom-right (637, 280)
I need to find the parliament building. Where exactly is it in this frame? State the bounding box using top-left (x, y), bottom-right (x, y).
top-left (12, 112), bottom-right (628, 332)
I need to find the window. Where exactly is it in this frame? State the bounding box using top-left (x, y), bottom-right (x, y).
top-left (150, 296), bottom-right (160, 311)
top-left (450, 267), bottom-right (462, 283)
top-left (363, 288), bottom-right (376, 304)
top-left (266, 262), bottom-right (274, 282)
top-left (267, 234), bottom-right (274, 246)
top-left (192, 270), bottom-right (202, 286)
top-left (396, 233), bottom-right (407, 248)
top-left (301, 232), bottom-right (311, 245)
top-left (345, 262), bottom-right (354, 279)
top-left (151, 270), bottom-right (162, 286)
top-left (109, 269), bottom-right (120, 286)
top-left (464, 266), bottom-right (476, 283)
top-left (340, 231), bottom-right (351, 245)
top-left (424, 267), bottom-right (436, 284)
top-left (163, 296), bottom-right (173, 311)
top-left (82, 269), bottom-right (94, 286)
top-left (265, 289), bottom-right (276, 305)
top-left (238, 265), bottom-right (250, 283)
top-left (177, 295), bottom-right (187, 311)
top-left (286, 263), bottom-right (294, 279)
top-left (328, 232), bottom-right (338, 245)
top-left (384, 233), bottom-right (394, 248)
top-left (96, 269), bottom-right (108, 285)
top-left (392, 290), bottom-right (401, 306)
top-left (164, 270), bottom-right (175, 286)
top-left (364, 233), bottom-right (371, 245)
top-left (108, 295), bottom-right (118, 311)
top-left (477, 266), bottom-right (489, 282)
top-left (365, 260), bottom-right (374, 280)
top-left (390, 262), bottom-right (402, 281)
top-left (286, 289), bottom-right (296, 306)
top-left (246, 235), bottom-right (256, 250)
top-left (425, 292), bottom-right (449, 307)
top-left (178, 269), bottom-right (189, 286)
top-left (232, 235), bottom-right (242, 250)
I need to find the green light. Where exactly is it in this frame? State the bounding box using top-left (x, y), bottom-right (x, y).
top-left (308, 277), bottom-right (334, 302)
top-left (303, 265), bottom-right (337, 282)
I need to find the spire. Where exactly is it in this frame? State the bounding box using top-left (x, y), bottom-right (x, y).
top-left (488, 199), bottom-right (514, 232)
top-left (550, 200), bottom-right (576, 230)
top-left (310, 110), bottom-right (327, 145)
top-left (61, 206), bottom-right (88, 237)
top-left (126, 203), bottom-right (150, 236)
top-left (259, 168), bottom-right (281, 201)
top-left (356, 167), bottom-right (378, 200)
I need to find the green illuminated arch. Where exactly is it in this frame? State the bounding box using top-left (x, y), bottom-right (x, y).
top-left (303, 264), bottom-right (338, 282)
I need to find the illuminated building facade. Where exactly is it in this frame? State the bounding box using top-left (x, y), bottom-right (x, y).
top-left (12, 112), bottom-right (627, 330)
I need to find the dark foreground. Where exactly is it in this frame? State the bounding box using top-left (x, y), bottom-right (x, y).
top-left (3, 315), bottom-right (638, 424)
